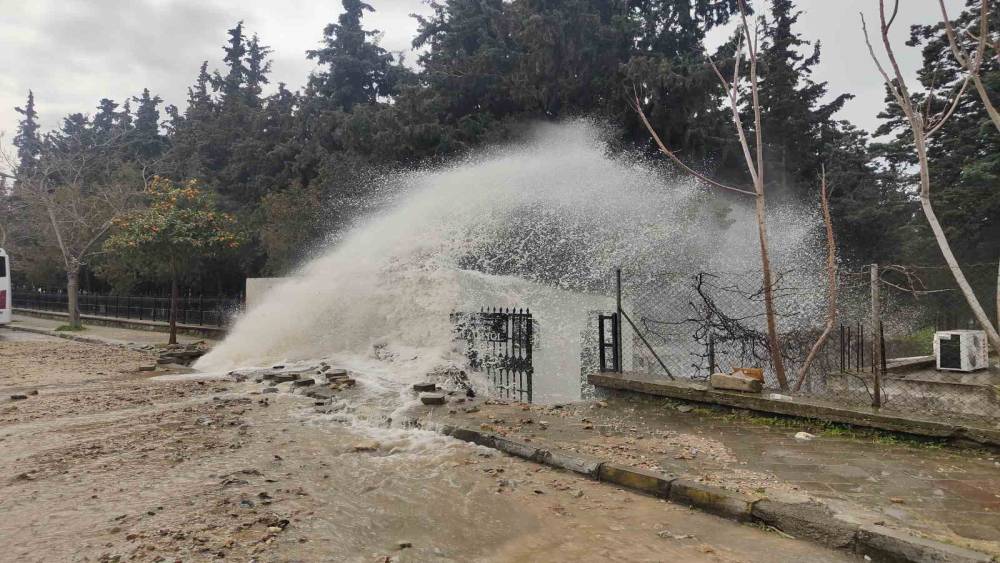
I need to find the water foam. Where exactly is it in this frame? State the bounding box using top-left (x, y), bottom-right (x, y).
top-left (197, 121), bottom-right (822, 401)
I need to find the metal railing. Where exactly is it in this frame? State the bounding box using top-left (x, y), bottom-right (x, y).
top-left (12, 290), bottom-right (243, 327)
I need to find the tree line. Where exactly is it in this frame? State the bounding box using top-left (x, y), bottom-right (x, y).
top-left (1, 0), bottom-right (997, 341)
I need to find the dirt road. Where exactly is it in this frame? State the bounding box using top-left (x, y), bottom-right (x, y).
top-left (0, 329), bottom-right (855, 562)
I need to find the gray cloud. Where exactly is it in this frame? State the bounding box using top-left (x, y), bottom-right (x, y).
top-left (0, 0), bottom-right (967, 157)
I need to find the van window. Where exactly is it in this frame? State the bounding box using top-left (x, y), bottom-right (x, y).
top-left (0, 256), bottom-right (6, 277)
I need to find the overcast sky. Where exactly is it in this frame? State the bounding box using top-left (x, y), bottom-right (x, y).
top-left (0, 0), bottom-right (966, 152)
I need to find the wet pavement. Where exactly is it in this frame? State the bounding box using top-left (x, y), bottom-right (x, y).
top-left (1, 331), bottom-right (858, 562)
top-left (422, 393), bottom-right (1000, 557)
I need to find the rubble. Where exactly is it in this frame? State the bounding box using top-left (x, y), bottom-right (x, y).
top-left (154, 342), bottom-right (209, 366)
top-left (420, 392), bottom-right (447, 405)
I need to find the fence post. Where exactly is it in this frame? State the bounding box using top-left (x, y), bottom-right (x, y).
top-left (708, 333), bottom-right (716, 374)
top-left (871, 263), bottom-right (882, 408)
top-left (615, 268), bottom-right (623, 374)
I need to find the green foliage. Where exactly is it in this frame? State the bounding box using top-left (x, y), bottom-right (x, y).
top-left (55, 324), bottom-right (86, 332)
top-left (103, 177), bottom-right (243, 282)
top-left (306, 0), bottom-right (400, 112)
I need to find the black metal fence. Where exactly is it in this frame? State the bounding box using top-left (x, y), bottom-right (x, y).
top-left (452, 307), bottom-right (535, 402)
top-left (13, 290), bottom-right (243, 327)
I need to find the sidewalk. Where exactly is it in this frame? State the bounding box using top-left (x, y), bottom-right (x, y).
top-left (5, 314), bottom-right (218, 347)
top-left (419, 393), bottom-right (1000, 558)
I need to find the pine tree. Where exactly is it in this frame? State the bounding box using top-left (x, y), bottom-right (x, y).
top-left (131, 88), bottom-right (165, 159)
top-left (13, 91), bottom-right (42, 176)
top-left (757, 0), bottom-right (852, 197)
top-left (307, 0), bottom-right (397, 111)
top-left (414, 0), bottom-right (519, 120)
top-left (216, 21), bottom-right (248, 104)
top-left (244, 34), bottom-right (273, 108)
top-left (623, 0), bottom-right (742, 163)
top-left (93, 98), bottom-right (120, 137)
top-left (117, 99), bottom-right (134, 131)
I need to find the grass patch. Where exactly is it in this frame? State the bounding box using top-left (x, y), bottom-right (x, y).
top-left (675, 400), bottom-right (961, 451)
top-left (54, 324), bottom-right (86, 332)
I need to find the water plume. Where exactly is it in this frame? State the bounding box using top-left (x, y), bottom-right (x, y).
top-left (197, 120), bottom-right (822, 401)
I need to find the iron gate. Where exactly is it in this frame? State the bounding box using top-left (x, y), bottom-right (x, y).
top-left (451, 307), bottom-right (534, 402)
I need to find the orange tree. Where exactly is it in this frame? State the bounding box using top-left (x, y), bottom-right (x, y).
top-left (104, 177), bottom-right (242, 343)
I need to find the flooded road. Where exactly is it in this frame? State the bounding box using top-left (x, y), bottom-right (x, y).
top-left (0, 332), bottom-right (856, 561)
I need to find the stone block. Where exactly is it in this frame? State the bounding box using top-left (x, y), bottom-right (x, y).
top-left (306, 387), bottom-right (336, 400)
top-left (419, 392), bottom-right (446, 405)
top-left (292, 378), bottom-right (315, 387)
top-left (413, 382), bottom-right (437, 392)
top-left (710, 372), bottom-right (763, 393)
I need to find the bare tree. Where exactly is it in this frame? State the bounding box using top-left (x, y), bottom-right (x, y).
top-left (794, 167), bottom-right (837, 391)
top-left (634, 0), bottom-right (789, 389)
top-left (938, 0), bottom-right (1000, 132)
top-left (861, 0), bottom-right (1000, 351)
top-left (3, 131), bottom-right (141, 328)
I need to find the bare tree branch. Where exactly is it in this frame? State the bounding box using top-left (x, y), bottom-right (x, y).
top-left (631, 93), bottom-right (756, 196)
top-left (938, 0), bottom-right (1000, 132)
top-left (793, 167), bottom-right (837, 392)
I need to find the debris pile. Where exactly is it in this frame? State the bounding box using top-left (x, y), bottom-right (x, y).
top-left (228, 362), bottom-right (357, 405)
top-left (148, 342), bottom-right (210, 366)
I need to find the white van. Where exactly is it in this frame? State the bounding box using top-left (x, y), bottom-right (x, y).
top-left (0, 248), bottom-right (10, 324)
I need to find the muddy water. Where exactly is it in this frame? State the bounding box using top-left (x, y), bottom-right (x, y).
top-left (0, 336), bottom-right (855, 562)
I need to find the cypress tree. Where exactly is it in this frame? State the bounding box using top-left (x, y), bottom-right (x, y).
top-left (13, 90), bottom-right (42, 176)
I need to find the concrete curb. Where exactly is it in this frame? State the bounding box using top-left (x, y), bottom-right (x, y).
top-left (13, 309), bottom-right (226, 339)
top-left (436, 424), bottom-right (997, 563)
top-left (598, 463), bottom-right (672, 497)
top-left (2, 324), bottom-right (124, 348)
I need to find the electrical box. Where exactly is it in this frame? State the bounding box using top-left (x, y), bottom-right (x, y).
top-left (934, 330), bottom-right (989, 372)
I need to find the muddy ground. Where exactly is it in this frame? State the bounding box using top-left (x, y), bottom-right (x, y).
top-left (0, 330), bottom-right (855, 562)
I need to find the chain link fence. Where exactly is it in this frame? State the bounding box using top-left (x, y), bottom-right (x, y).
top-left (614, 266), bottom-right (999, 425)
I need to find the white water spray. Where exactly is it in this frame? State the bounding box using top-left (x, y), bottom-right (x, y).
top-left (197, 121), bottom-right (822, 401)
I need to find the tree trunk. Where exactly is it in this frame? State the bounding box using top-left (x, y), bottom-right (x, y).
top-left (755, 193), bottom-right (788, 390)
top-left (66, 268), bottom-right (81, 329)
top-left (169, 272), bottom-right (179, 345)
top-left (912, 133), bottom-right (1000, 352)
top-left (794, 173), bottom-right (837, 391)
top-left (919, 196), bottom-right (1000, 350)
